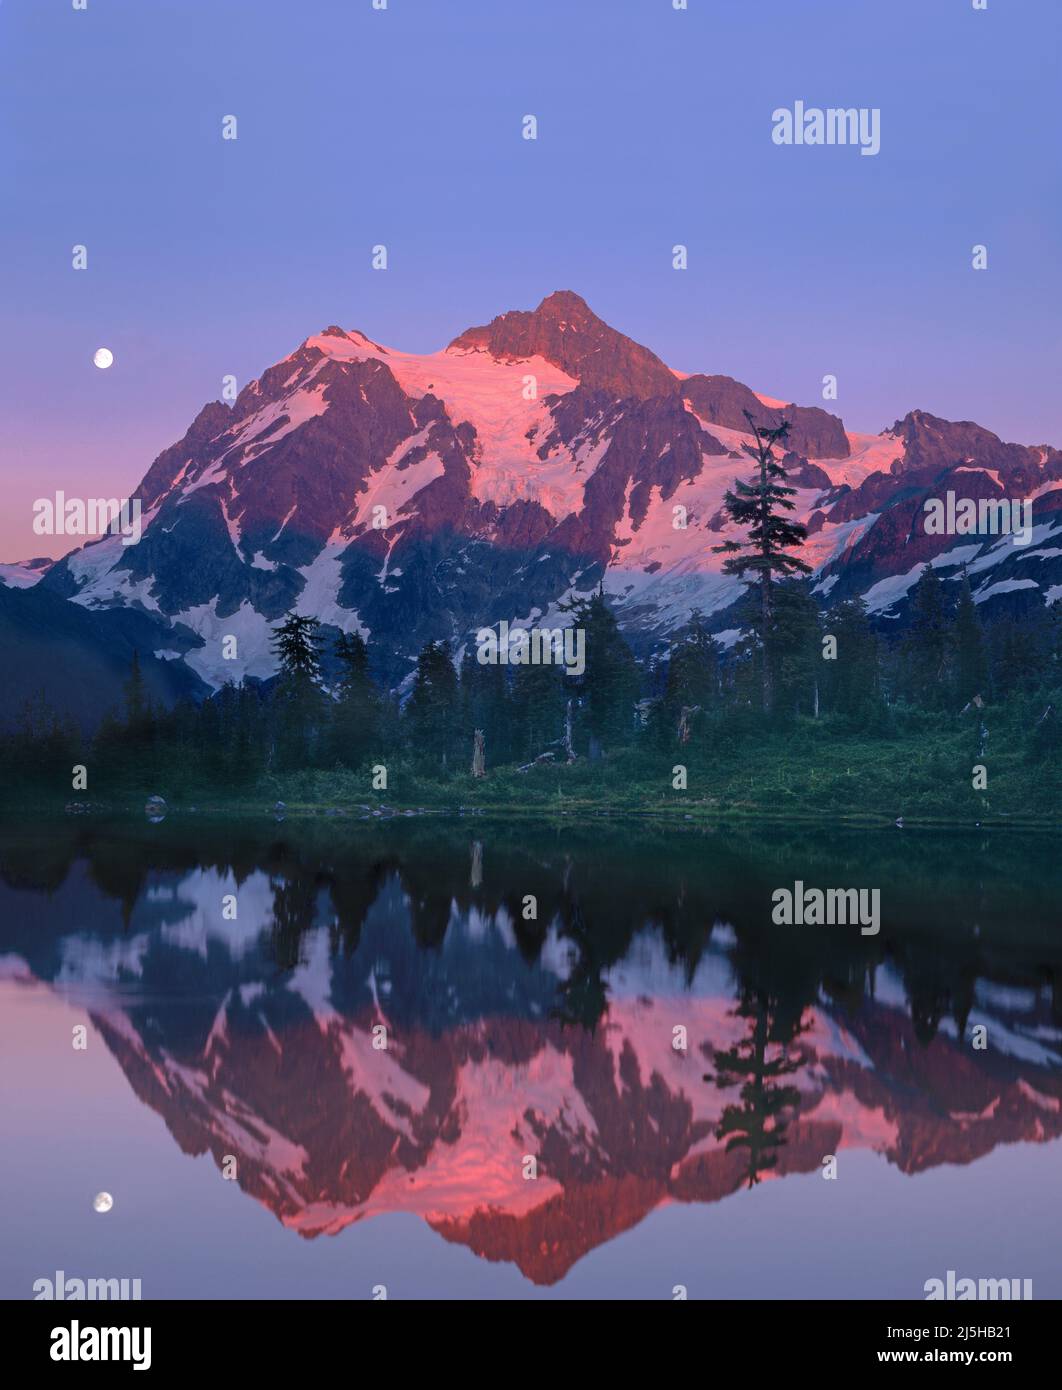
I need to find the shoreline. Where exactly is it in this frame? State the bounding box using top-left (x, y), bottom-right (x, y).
top-left (1, 797), bottom-right (1057, 832)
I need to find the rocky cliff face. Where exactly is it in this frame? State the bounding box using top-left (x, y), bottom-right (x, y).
top-left (680, 373), bottom-right (850, 458)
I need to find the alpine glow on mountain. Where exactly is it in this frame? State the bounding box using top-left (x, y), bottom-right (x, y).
top-left (16, 292), bottom-right (1062, 691)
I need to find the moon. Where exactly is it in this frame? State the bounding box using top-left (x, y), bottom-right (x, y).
top-left (92, 1191), bottom-right (113, 1213)
top-left (93, 347), bottom-right (114, 370)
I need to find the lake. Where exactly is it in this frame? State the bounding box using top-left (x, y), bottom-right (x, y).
top-left (2, 813), bottom-right (1060, 1300)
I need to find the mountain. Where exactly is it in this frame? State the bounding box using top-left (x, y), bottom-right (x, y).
top-left (90, 969), bottom-right (1061, 1284)
top-left (0, 580), bottom-right (206, 732)
top-left (0, 556), bottom-right (54, 588)
top-left (14, 291), bottom-right (1062, 691)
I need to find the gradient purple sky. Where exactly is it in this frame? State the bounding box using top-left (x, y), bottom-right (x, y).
top-left (1, 0), bottom-right (1060, 560)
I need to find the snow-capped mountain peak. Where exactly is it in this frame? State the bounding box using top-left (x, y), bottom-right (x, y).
top-left (21, 293), bottom-right (1062, 688)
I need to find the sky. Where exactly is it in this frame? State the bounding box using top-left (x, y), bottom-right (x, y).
top-left (1, 0), bottom-right (1060, 560)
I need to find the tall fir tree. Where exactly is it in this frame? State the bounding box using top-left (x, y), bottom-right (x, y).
top-left (406, 640), bottom-right (459, 767)
top-left (667, 610), bottom-right (720, 708)
top-left (509, 659), bottom-right (566, 761)
top-left (329, 631), bottom-right (379, 767)
top-left (120, 650), bottom-right (157, 778)
top-left (902, 565), bottom-right (951, 708)
top-left (651, 610), bottom-right (720, 744)
top-left (270, 611), bottom-right (325, 769)
top-left (822, 596), bottom-right (881, 724)
top-left (713, 412), bottom-right (811, 713)
top-left (272, 612), bottom-right (323, 681)
top-left (459, 645), bottom-right (511, 766)
top-left (560, 588), bottom-right (639, 755)
top-left (953, 571), bottom-right (989, 705)
top-left (232, 680), bottom-right (267, 784)
top-left (988, 599), bottom-right (1059, 698)
top-left (13, 691), bottom-right (79, 787)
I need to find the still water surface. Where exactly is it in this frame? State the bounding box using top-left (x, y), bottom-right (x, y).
top-left (2, 815), bottom-right (1059, 1299)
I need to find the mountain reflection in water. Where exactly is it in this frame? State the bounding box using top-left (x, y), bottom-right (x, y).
top-left (2, 816), bottom-right (1060, 1293)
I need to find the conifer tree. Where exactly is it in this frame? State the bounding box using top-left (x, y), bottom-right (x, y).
top-left (560, 588), bottom-right (639, 754)
top-left (902, 565), bottom-right (951, 708)
top-left (714, 412), bottom-right (810, 713)
top-left (460, 645), bottom-right (511, 765)
top-left (667, 610), bottom-right (720, 709)
top-left (15, 691), bottom-right (80, 787)
top-left (270, 612), bottom-right (324, 769)
top-left (117, 650), bottom-right (157, 776)
top-left (988, 599), bottom-right (1059, 698)
top-left (329, 631), bottom-right (379, 767)
top-left (954, 571), bottom-right (989, 705)
top-left (233, 680), bottom-right (266, 784)
top-left (407, 640), bottom-right (459, 766)
top-left (822, 596), bottom-right (880, 724)
top-left (214, 680), bottom-right (240, 780)
top-left (272, 612), bottom-right (323, 682)
top-left (651, 610), bottom-right (720, 744)
top-left (509, 660), bottom-right (566, 762)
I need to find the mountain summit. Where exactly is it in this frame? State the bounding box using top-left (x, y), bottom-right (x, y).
top-left (9, 292), bottom-right (1061, 697)
top-left (448, 290), bottom-right (679, 399)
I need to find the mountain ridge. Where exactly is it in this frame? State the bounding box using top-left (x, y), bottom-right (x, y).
top-left (7, 291), bottom-right (1061, 694)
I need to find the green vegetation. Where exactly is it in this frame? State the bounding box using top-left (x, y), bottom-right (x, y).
top-left (2, 689), bottom-right (1058, 826)
top-left (221, 703), bottom-right (1059, 825)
